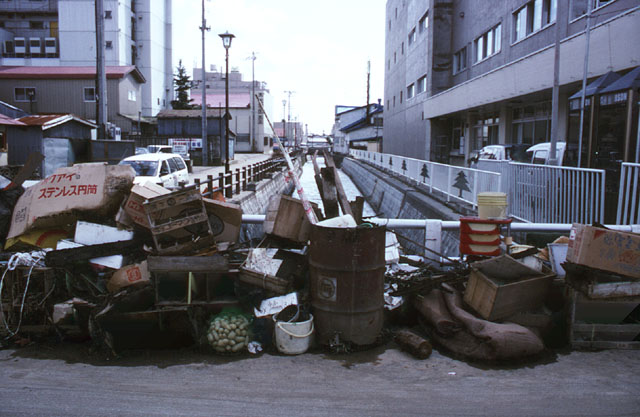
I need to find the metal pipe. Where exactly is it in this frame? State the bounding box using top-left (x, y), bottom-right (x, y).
top-left (577, 3), bottom-right (593, 167)
top-left (240, 215), bottom-right (639, 233)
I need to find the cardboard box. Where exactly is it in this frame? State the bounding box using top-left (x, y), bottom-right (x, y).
top-left (464, 255), bottom-right (555, 321)
top-left (203, 197), bottom-right (242, 243)
top-left (7, 163), bottom-right (135, 239)
top-left (107, 261), bottom-right (150, 293)
top-left (123, 183), bottom-right (171, 228)
top-left (567, 224), bottom-right (640, 279)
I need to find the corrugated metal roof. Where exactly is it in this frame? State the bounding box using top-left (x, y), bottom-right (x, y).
top-left (0, 66), bottom-right (146, 83)
top-left (0, 113), bottom-right (26, 126)
top-left (17, 114), bottom-right (96, 130)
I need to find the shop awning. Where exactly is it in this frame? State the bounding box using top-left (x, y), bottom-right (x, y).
top-left (599, 66), bottom-right (640, 95)
top-left (569, 71), bottom-right (621, 101)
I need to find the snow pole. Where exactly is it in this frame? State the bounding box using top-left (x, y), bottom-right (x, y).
top-left (255, 95), bottom-right (318, 224)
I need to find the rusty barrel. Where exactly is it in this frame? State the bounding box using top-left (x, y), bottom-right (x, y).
top-left (309, 224), bottom-right (385, 346)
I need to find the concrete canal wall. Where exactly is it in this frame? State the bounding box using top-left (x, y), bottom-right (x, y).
top-left (341, 157), bottom-right (463, 257)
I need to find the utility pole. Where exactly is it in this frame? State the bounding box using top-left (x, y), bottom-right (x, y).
top-left (95, 0), bottom-right (107, 139)
top-left (577, 2), bottom-right (593, 167)
top-left (249, 52), bottom-right (257, 151)
top-left (200, 0), bottom-right (210, 165)
top-left (282, 99), bottom-right (287, 147)
top-left (366, 60), bottom-right (371, 122)
top-left (549, 4), bottom-right (562, 165)
top-left (285, 90), bottom-right (294, 145)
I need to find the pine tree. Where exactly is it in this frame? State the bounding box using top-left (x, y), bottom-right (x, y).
top-left (171, 60), bottom-right (193, 110)
top-left (421, 163), bottom-right (430, 182)
top-left (453, 171), bottom-right (471, 197)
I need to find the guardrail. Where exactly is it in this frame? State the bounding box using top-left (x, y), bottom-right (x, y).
top-left (351, 150), bottom-right (608, 224)
top-left (508, 162), bottom-right (605, 224)
top-left (193, 157), bottom-right (287, 199)
top-left (350, 150), bottom-right (501, 208)
top-left (617, 162), bottom-right (640, 225)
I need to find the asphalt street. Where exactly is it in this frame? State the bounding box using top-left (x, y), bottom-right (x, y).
top-left (0, 343), bottom-right (638, 416)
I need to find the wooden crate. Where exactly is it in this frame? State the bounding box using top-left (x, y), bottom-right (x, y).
top-left (567, 289), bottom-right (640, 350)
top-left (464, 255), bottom-right (555, 321)
top-left (143, 187), bottom-right (214, 254)
top-left (263, 195), bottom-right (317, 244)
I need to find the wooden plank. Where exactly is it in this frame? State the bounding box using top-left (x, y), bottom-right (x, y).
top-left (587, 281), bottom-right (640, 299)
top-left (147, 255), bottom-right (228, 273)
top-left (45, 239), bottom-right (143, 267)
top-left (572, 340), bottom-right (640, 350)
top-left (322, 150), bottom-right (354, 218)
top-left (350, 196), bottom-right (365, 224)
top-left (320, 166), bottom-right (339, 218)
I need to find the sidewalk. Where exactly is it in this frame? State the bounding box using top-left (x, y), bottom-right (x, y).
top-left (189, 152), bottom-right (274, 184)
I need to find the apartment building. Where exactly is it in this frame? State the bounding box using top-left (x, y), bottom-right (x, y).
top-left (0, 0), bottom-right (172, 120)
top-left (384, 0), bottom-right (640, 166)
top-left (192, 66), bottom-right (274, 153)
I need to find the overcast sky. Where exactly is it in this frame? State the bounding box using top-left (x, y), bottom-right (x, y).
top-left (173, 0), bottom-right (386, 135)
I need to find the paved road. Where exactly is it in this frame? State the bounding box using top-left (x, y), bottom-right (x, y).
top-left (0, 343), bottom-right (638, 416)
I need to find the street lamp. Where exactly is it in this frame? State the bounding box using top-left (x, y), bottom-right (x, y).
top-left (219, 31), bottom-right (235, 197)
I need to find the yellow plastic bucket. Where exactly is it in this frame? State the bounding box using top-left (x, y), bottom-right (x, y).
top-left (477, 192), bottom-right (508, 219)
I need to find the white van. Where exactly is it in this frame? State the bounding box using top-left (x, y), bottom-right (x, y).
top-left (119, 153), bottom-right (189, 188)
top-left (525, 142), bottom-right (579, 166)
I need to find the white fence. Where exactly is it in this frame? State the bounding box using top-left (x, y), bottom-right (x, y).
top-left (507, 163), bottom-right (605, 224)
top-left (617, 162), bottom-right (640, 225)
top-left (350, 149), bottom-right (501, 208)
top-left (351, 150), bottom-right (607, 224)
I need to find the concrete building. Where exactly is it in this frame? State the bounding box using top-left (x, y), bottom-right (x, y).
top-left (332, 102), bottom-right (384, 155)
top-left (384, 0), bottom-right (640, 166)
top-left (192, 67), bottom-right (274, 153)
top-left (0, 0), bottom-right (172, 120)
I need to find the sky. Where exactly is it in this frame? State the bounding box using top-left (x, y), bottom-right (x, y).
top-left (173, 0), bottom-right (386, 135)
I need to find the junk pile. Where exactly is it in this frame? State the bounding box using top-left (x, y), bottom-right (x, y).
top-left (0, 153), bottom-right (638, 361)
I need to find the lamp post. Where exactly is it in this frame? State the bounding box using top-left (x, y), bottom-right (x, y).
top-left (219, 31), bottom-right (235, 197)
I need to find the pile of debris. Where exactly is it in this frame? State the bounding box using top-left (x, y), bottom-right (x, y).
top-left (0, 154), bottom-right (637, 361)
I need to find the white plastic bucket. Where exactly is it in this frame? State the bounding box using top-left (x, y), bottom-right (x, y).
top-left (477, 192), bottom-right (508, 219)
top-left (273, 313), bottom-right (314, 355)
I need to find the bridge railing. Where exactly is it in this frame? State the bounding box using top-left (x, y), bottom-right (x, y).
top-left (617, 162), bottom-right (640, 225)
top-left (350, 149), bottom-right (501, 208)
top-left (350, 149), bottom-right (608, 224)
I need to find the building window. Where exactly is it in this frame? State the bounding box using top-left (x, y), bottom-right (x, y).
top-left (393, 96), bottom-right (395, 107)
top-left (407, 83), bottom-right (415, 100)
top-left (29, 21), bottom-right (44, 29)
top-left (453, 47), bottom-right (467, 73)
top-left (473, 115), bottom-right (500, 151)
top-left (401, 42), bottom-right (404, 55)
top-left (387, 59), bottom-right (390, 70)
top-left (417, 75), bottom-right (427, 94)
top-left (131, 45), bottom-right (137, 65)
top-left (387, 99), bottom-right (390, 109)
top-left (128, 90), bottom-right (136, 101)
top-left (475, 24), bottom-right (501, 63)
top-left (400, 91), bottom-right (403, 103)
top-left (83, 87), bottom-right (96, 102)
top-left (514, 0), bottom-right (557, 41)
top-left (106, 40), bottom-right (112, 49)
top-left (419, 11), bottom-right (429, 34)
top-left (15, 87), bottom-right (36, 102)
top-left (511, 103), bottom-right (551, 145)
top-left (408, 28), bottom-right (416, 46)
top-left (394, 52), bottom-right (396, 64)
top-left (388, 19), bottom-right (391, 30)
top-left (105, 10), bottom-right (112, 19)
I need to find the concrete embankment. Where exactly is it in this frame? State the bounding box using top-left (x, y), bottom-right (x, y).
top-left (341, 157), bottom-right (464, 257)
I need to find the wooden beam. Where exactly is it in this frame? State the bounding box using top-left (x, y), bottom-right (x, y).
top-left (45, 239), bottom-right (144, 267)
top-left (320, 166), bottom-right (339, 218)
top-left (147, 255), bottom-right (229, 273)
top-left (350, 196), bottom-right (364, 224)
top-left (322, 150), bottom-right (354, 218)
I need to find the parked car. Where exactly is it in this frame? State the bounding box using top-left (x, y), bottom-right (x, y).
top-left (469, 144), bottom-right (529, 167)
top-left (147, 145), bottom-right (174, 154)
top-left (119, 153), bottom-right (189, 188)
top-left (135, 147), bottom-right (150, 155)
top-left (525, 142), bottom-right (580, 166)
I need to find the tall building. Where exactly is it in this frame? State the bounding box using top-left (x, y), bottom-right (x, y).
top-left (384, 0), bottom-right (640, 166)
top-left (0, 0), bottom-right (172, 119)
top-left (192, 66), bottom-right (275, 153)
